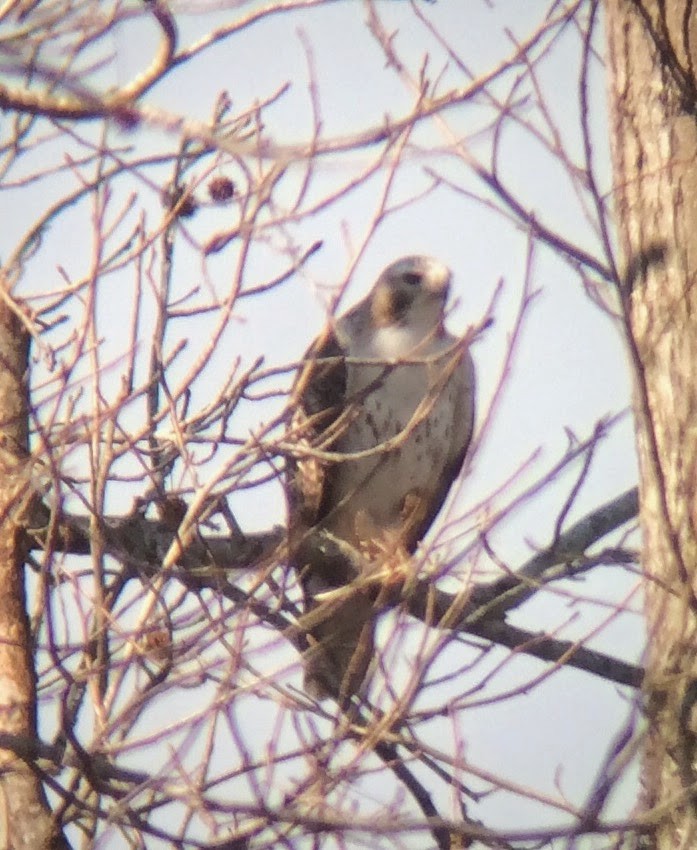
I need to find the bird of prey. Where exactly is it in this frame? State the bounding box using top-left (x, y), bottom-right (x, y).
top-left (286, 255), bottom-right (476, 704)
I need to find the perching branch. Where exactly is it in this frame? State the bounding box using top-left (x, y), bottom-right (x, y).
top-left (29, 485), bottom-right (641, 689)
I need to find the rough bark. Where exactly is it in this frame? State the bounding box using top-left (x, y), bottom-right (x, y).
top-left (606, 1), bottom-right (697, 844)
top-left (0, 293), bottom-right (66, 848)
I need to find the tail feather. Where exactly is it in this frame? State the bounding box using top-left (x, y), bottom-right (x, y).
top-left (302, 593), bottom-right (376, 704)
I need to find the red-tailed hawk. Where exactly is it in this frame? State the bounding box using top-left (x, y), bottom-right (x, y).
top-left (286, 256), bottom-right (475, 704)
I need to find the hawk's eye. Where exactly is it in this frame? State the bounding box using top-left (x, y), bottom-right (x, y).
top-left (402, 272), bottom-right (421, 287)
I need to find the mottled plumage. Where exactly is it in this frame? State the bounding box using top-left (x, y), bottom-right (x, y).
top-left (286, 256), bottom-right (475, 703)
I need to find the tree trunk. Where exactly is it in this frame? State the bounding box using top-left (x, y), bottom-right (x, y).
top-left (0, 291), bottom-right (66, 848)
top-left (606, 0), bottom-right (697, 844)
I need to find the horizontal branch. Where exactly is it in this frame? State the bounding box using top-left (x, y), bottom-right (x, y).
top-left (29, 486), bottom-right (642, 689)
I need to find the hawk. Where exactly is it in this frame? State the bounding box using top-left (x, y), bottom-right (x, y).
top-left (286, 255), bottom-right (475, 703)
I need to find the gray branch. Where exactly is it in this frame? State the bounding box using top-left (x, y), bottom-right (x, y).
top-left (29, 486), bottom-right (642, 689)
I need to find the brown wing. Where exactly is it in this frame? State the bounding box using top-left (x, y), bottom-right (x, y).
top-left (286, 329), bottom-right (374, 703)
top-left (404, 347), bottom-right (476, 552)
top-left (285, 326), bottom-right (347, 538)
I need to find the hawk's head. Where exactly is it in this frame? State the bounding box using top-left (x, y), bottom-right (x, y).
top-left (370, 255), bottom-right (452, 330)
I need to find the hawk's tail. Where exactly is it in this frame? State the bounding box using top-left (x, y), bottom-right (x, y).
top-left (302, 592), bottom-right (376, 705)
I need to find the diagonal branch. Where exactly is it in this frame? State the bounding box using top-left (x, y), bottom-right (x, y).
top-left (29, 486), bottom-right (642, 689)
top-left (459, 486), bottom-right (640, 622)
